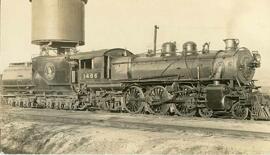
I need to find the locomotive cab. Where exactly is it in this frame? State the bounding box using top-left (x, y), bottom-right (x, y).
top-left (71, 48), bottom-right (134, 88)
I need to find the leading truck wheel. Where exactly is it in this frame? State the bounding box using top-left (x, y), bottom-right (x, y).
top-left (124, 86), bottom-right (144, 114)
top-left (232, 102), bottom-right (249, 120)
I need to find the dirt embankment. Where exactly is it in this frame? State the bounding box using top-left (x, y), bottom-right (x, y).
top-left (1, 105), bottom-right (270, 154)
top-left (1, 120), bottom-right (270, 154)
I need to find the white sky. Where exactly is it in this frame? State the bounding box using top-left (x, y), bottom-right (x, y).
top-left (0, 0), bottom-right (270, 85)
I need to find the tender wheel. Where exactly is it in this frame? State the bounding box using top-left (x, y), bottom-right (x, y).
top-left (8, 98), bottom-right (14, 106)
top-left (147, 86), bottom-right (170, 114)
top-left (231, 102), bottom-right (249, 120)
top-left (15, 99), bottom-right (20, 107)
top-left (198, 107), bottom-right (213, 118)
top-left (60, 102), bottom-right (65, 110)
top-left (19, 99), bottom-right (24, 107)
top-left (103, 101), bottom-right (111, 111)
top-left (46, 99), bottom-right (53, 109)
top-left (124, 86), bottom-right (144, 113)
top-left (54, 99), bottom-right (61, 110)
top-left (23, 99), bottom-right (29, 108)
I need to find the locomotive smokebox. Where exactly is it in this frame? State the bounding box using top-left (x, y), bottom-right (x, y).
top-left (30, 0), bottom-right (87, 48)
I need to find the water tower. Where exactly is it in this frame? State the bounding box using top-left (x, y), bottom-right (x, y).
top-left (29, 0), bottom-right (88, 55)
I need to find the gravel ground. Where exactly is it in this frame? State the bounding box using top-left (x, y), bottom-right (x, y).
top-left (1, 104), bottom-right (270, 154)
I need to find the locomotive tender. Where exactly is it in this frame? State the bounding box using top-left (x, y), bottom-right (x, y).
top-left (0, 0), bottom-right (269, 120)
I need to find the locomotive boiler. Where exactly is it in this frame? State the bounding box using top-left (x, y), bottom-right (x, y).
top-left (114, 39), bottom-right (259, 84)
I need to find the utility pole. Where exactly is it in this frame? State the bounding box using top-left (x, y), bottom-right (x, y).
top-left (0, 129), bottom-right (2, 153)
top-left (153, 25), bottom-right (159, 55)
top-left (0, 0), bottom-right (2, 70)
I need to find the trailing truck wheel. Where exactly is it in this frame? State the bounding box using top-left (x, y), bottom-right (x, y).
top-left (232, 102), bottom-right (249, 120)
top-left (124, 86), bottom-right (144, 113)
top-left (198, 107), bottom-right (213, 118)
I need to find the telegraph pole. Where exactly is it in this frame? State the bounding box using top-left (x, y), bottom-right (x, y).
top-left (0, 0), bottom-right (2, 151)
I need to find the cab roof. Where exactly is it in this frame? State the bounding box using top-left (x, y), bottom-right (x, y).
top-left (71, 48), bottom-right (134, 60)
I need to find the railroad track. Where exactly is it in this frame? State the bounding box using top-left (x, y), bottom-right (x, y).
top-left (4, 108), bottom-right (270, 140)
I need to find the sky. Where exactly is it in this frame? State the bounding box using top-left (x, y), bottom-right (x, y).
top-left (0, 0), bottom-right (270, 86)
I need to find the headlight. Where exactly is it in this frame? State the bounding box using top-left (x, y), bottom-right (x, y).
top-left (252, 51), bottom-right (261, 62)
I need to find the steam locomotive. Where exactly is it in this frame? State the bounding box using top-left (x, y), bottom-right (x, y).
top-left (0, 0), bottom-right (269, 120)
top-left (1, 38), bottom-right (269, 120)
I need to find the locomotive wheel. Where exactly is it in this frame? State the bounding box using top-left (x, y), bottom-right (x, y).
top-left (12, 100), bottom-right (16, 107)
top-left (70, 102), bottom-right (77, 110)
top-left (15, 99), bottom-right (21, 107)
top-left (124, 86), bottom-right (144, 113)
top-left (198, 107), bottom-right (213, 118)
top-left (70, 100), bottom-right (79, 110)
top-left (25, 99), bottom-right (31, 108)
top-left (147, 86), bottom-right (170, 114)
top-left (54, 99), bottom-right (61, 110)
top-left (70, 104), bottom-right (77, 110)
top-left (65, 99), bottom-right (73, 110)
top-left (175, 99), bottom-right (197, 117)
top-left (60, 103), bottom-right (65, 110)
top-left (23, 99), bottom-right (29, 108)
top-left (77, 101), bottom-right (87, 110)
top-left (8, 98), bottom-right (15, 106)
top-left (46, 99), bottom-right (53, 109)
top-left (27, 101), bottom-right (32, 108)
top-left (19, 99), bottom-right (24, 108)
top-left (173, 85), bottom-right (197, 117)
top-left (232, 102), bottom-right (249, 120)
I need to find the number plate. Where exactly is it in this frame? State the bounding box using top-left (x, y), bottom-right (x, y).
top-left (82, 72), bottom-right (100, 79)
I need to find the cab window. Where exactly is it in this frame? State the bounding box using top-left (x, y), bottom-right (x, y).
top-left (80, 59), bottom-right (93, 69)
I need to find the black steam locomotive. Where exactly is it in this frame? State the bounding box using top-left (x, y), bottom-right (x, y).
top-left (1, 38), bottom-right (269, 120)
top-left (1, 0), bottom-right (269, 120)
